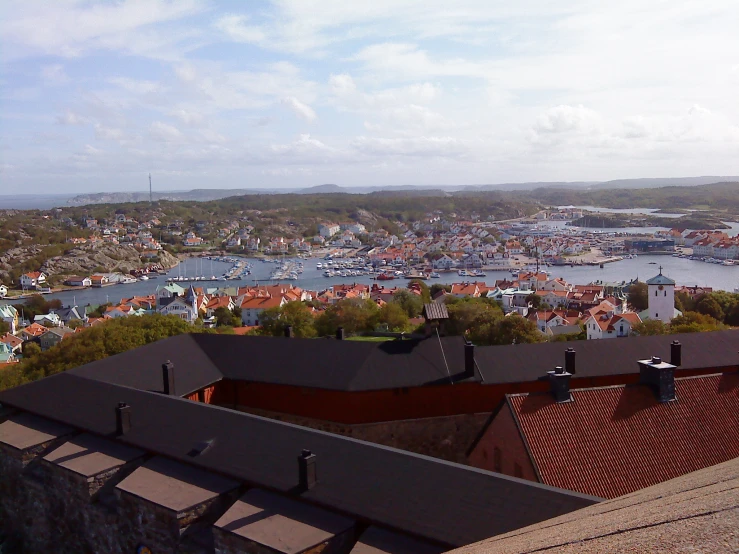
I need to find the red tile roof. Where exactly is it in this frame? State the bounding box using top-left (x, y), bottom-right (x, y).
top-left (507, 373), bottom-right (739, 499)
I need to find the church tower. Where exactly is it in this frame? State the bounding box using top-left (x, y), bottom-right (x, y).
top-left (646, 267), bottom-right (675, 324)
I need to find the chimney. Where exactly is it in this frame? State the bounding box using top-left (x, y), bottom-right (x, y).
top-left (639, 355), bottom-right (676, 403)
top-left (336, 327), bottom-right (345, 340)
top-left (116, 402), bottom-right (131, 436)
top-left (162, 360), bottom-right (175, 396)
top-left (565, 347), bottom-right (576, 374)
top-left (298, 449), bottom-right (317, 490)
top-left (464, 342), bottom-right (475, 378)
top-left (284, 325), bottom-right (294, 338)
top-left (670, 340), bottom-right (682, 367)
top-left (547, 366), bottom-right (572, 403)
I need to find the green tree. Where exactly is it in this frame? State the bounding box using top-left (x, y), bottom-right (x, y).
top-left (695, 296), bottom-right (724, 322)
top-left (526, 293), bottom-right (542, 309)
top-left (446, 299), bottom-right (503, 342)
top-left (627, 282), bottom-right (648, 312)
top-left (391, 290), bottom-right (424, 318)
top-left (486, 315), bottom-right (544, 345)
top-left (407, 280), bottom-right (431, 303)
top-left (22, 342), bottom-right (41, 358)
top-left (213, 307), bottom-right (240, 327)
top-left (315, 298), bottom-right (378, 336)
top-left (670, 311), bottom-right (725, 333)
top-left (429, 284), bottom-right (451, 298)
top-left (67, 319), bottom-right (84, 330)
top-left (377, 302), bottom-right (410, 331)
top-left (0, 319), bottom-right (9, 335)
top-left (632, 319), bottom-right (669, 336)
top-left (259, 302), bottom-right (317, 338)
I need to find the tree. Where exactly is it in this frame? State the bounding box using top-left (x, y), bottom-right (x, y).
top-left (391, 290), bottom-right (424, 318)
top-left (486, 315), bottom-right (544, 345)
top-left (627, 282), bottom-right (648, 312)
top-left (726, 302), bottom-right (739, 327)
top-left (429, 284), bottom-right (451, 298)
top-left (407, 280), bottom-right (431, 304)
top-left (0, 320), bottom-right (9, 335)
top-left (377, 302), bottom-right (409, 331)
top-left (315, 298), bottom-right (378, 336)
top-left (670, 311), bottom-right (724, 333)
top-left (526, 293), bottom-right (542, 309)
top-left (632, 319), bottom-right (668, 336)
top-left (259, 302), bottom-right (317, 338)
top-left (67, 319), bottom-right (84, 329)
top-left (213, 307), bottom-right (240, 327)
top-left (695, 296), bottom-right (724, 322)
top-left (22, 342), bottom-right (41, 358)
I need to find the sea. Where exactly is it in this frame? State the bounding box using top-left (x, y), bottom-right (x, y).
top-left (8, 252), bottom-right (737, 309)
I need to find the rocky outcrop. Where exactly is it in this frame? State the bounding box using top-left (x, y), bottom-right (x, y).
top-left (40, 244), bottom-right (179, 278)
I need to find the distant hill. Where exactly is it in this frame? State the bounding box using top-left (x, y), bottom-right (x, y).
top-left (4, 176), bottom-right (738, 209)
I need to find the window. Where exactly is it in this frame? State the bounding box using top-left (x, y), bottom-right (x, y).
top-left (655, 290), bottom-right (658, 296)
top-left (493, 447), bottom-right (502, 472)
top-left (664, 290), bottom-right (667, 297)
top-left (655, 313), bottom-right (658, 318)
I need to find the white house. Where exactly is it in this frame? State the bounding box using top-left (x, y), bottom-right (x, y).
top-left (20, 271), bottom-right (46, 289)
top-left (585, 312), bottom-right (641, 340)
top-left (0, 304), bottom-right (19, 334)
top-left (318, 223), bottom-right (340, 238)
top-left (0, 285), bottom-right (7, 298)
top-left (240, 296), bottom-right (287, 326)
top-left (157, 296), bottom-right (199, 323)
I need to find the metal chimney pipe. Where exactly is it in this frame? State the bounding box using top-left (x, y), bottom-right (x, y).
top-left (284, 325), bottom-right (294, 338)
top-left (670, 340), bottom-right (682, 367)
top-left (162, 360), bottom-right (175, 396)
top-left (336, 327), bottom-right (345, 340)
top-left (464, 342), bottom-right (475, 378)
top-left (547, 366), bottom-right (572, 403)
top-left (298, 449), bottom-right (317, 490)
top-left (565, 348), bottom-right (576, 374)
top-left (116, 402), bottom-right (131, 436)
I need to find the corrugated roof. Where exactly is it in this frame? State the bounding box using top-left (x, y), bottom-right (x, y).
top-left (0, 373), bottom-right (598, 547)
top-left (423, 303), bottom-right (449, 321)
top-left (506, 373), bottom-right (739, 499)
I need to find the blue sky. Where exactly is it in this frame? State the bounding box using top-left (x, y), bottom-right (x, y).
top-left (1, 0), bottom-right (738, 193)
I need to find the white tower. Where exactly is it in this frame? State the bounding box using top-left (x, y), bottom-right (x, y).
top-left (646, 267), bottom-right (675, 324)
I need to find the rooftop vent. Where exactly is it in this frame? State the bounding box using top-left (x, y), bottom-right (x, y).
top-left (565, 347), bottom-right (576, 374)
top-left (547, 366), bottom-right (572, 403)
top-left (336, 327), bottom-right (345, 341)
top-left (670, 340), bottom-right (682, 367)
top-left (638, 355), bottom-right (676, 403)
top-left (187, 439), bottom-right (215, 457)
top-left (464, 342), bottom-right (475, 378)
top-left (116, 402), bottom-right (131, 436)
top-left (284, 325), bottom-right (294, 338)
top-left (298, 449), bottom-right (317, 490)
top-left (162, 360), bottom-right (175, 396)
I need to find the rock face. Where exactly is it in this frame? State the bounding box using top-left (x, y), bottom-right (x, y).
top-left (40, 244), bottom-right (179, 278)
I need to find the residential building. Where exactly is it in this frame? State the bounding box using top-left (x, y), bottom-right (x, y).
top-left (0, 304), bottom-right (19, 334)
top-left (468, 360), bottom-right (739, 499)
top-left (240, 295), bottom-right (286, 326)
top-left (19, 271), bottom-right (46, 289)
top-left (64, 276), bottom-right (92, 287)
top-left (318, 222), bottom-right (340, 238)
top-left (157, 296), bottom-right (199, 323)
top-left (39, 326), bottom-right (75, 351)
top-left (18, 322), bottom-right (49, 341)
top-left (0, 333), bottom-right (23, 355)
top-left (0, 285), bottom-right (7, 298)
top-left (90, 275), bottom-right (109, 287)
top-left (33, 313), bottom-right (61, 327)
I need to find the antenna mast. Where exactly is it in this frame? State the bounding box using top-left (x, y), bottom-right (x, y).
top-left (149, 173), bottom-right (153, 204)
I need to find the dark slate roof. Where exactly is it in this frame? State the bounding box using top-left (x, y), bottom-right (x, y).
top-left (645, 272), bottom-right (675, 285)
top-left (474, 329), bottom-right (739, 384)
top-left (193, 334), bottom-right (469, 391)
top-left (68, 333), bottom-right (223, 397)
top-left (0, 373), bottom-right (599, 547)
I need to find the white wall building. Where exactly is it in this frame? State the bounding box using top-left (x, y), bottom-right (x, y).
top-left (646, 269), bottom-right (677, 324)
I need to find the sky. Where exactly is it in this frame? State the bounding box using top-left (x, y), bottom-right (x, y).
top-left (1, 0), bottom-right (739, 194)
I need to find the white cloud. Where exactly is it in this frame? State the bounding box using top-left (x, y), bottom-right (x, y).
top-left (40, 64), bottom-right (69, 85)
top-left (280, 97), bottom-right (317, 121)
top-left (170, 108), bottom-right (205, 127)
top-left (351, 135), bottom-right (467, 157)
top-left (56, 110), bottom-right (86, 125)
top-left (149, 121), bottom-right (183, 142)
top-left (534, 105), bottom-right (602, 134)
top-left (94, 124), bottom-right (125, 141)
top-left (214, 14), bottom-right (266, 43)
top-left (108, 77), bottom-right (161, 95)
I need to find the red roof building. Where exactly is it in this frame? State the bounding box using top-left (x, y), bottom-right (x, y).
top-left (468, 367), bottom-right (739, 499)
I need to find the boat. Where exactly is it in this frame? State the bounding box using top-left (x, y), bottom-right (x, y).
top-left (376, 273), bottom-right (395, 281)
top-left (138, 275), bottom-right (149, 281)
top-left (458, 270), bottom-right (469, 277)
top-left (317, 263), bottom-right (323, 269)
top-left (430, 272), bottom-right (441, 278)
